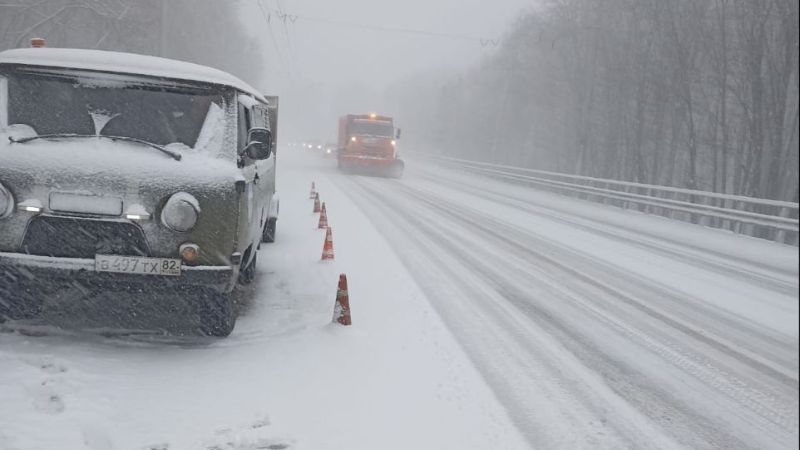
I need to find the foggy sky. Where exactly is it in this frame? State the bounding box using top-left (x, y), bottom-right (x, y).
top-left (237, 0), bottom-right (533, 141)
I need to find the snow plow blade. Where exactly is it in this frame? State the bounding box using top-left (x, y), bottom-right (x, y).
top-left (338, 158), bottom-right (404, 178)
top-left (387, 159), bottom-right (405, 179)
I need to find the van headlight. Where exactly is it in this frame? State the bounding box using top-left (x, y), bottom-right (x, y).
top-left (0, 182), bottom-right (14, 219)
top-left (161, 192), bottom-right (200, 232)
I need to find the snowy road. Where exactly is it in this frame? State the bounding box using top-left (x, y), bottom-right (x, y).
top-left (0, 150), bottom-right (797, 450)
top-left (324, 154), bottom-right (799, 449)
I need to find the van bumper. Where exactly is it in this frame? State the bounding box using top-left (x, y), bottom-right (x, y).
top-left (0, 252), bottom-right (236, 294)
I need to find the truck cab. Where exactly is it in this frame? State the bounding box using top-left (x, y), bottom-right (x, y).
top-left (337, 113), bottom-right (403, 178)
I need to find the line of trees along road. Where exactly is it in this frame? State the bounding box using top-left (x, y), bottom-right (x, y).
top-left (393, 0), bottom-right (798, 203)
top-left (0, 0), bottom-right (264, 89)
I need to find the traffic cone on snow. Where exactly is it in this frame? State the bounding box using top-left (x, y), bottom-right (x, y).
top-left (321, 227), bottom-right (335, 260)
top-left (313, 192), bottom-right (321, 213)
top-left (318, 203), bottom-right (329, 229)
top-left (332, 274), bottom-right (352, 326)
top-left (309, 182), bottom-right (316, 199)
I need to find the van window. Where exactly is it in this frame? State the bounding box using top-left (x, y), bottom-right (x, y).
top-left (237, 102), bottom-right (252, 154)
top-left (7, 70), bottom-right (222, 148)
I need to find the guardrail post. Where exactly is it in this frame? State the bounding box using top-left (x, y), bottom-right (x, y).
top-left (733, 201), bottom-right (744, 235)
top-left (775, 206), bottom-right (789, 243)
top-left (637, 186), bottom-right (646, 212)
top-left (741, 201), bottom-right (756, 237)
top-left (698, 195), bottom-right (710, 227)
top-left (720, 197), bottom-right (730, 231)
top-left (646, 187), bottom-right (655, 214)
top-left (624, 184), bottom-right (632, 210)
top-left (689, 193), bottom-right (700, 224)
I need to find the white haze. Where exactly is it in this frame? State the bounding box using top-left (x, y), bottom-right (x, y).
top-left (237, 0), bottom-right (533, 142)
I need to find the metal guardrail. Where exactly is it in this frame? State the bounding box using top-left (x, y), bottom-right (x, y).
top-left (419, 154), bottom-right (799, 245)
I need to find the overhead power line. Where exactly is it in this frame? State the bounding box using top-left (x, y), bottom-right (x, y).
top-left (273, 0), bottom-right (298, 61)
top-left (256, 0), bottom-right (296, 77)
top-left (254, 3), bottom-right (500, 47)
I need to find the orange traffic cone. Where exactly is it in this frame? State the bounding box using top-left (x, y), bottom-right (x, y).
top-left (333, 274), bottom-right (351, 326)
top-left (309, 182), bottom-right (316, 199)
top-left (318, 203), bottom-right (329, 229)
top-left (313, 192), bottom-right (321, 213)
top-left (321, 227), bottom-right (335, 260)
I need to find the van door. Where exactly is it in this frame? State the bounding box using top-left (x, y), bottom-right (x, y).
top-left (251, 103), bottom-right (275, 237)
top-left (236, 96), bottom-right (269, 264)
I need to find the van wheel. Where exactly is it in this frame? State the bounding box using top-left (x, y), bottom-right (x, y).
top-left (238, 252), bottom-right (257, 285)
top-left (262, 217), bottom-right (277, 243)
top-left (198, 291), bottom-right (236, 337)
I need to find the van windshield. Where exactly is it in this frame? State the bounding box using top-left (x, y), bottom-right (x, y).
top-left (5, 69), bottom-right (224, 148)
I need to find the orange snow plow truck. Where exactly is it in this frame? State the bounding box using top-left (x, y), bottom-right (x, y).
top-left (337, 113), bottom-right (404, 178)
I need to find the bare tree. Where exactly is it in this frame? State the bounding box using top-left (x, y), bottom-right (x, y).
top-left (393, 0), bottom-right (799, 202)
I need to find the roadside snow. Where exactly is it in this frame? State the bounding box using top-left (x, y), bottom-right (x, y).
top-left (0, 149), bottom-right (528, 450)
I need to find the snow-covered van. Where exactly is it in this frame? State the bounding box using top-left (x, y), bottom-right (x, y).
top-left (0, 47), bottom-right (279, 336)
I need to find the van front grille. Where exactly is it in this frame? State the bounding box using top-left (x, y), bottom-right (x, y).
top-left (21, 216), bottom-right (150, 258)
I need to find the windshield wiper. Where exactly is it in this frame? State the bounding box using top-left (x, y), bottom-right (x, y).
top-left (9, 134), bottom-right (182, 161)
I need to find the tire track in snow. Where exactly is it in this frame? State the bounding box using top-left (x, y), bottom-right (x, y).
top-left (336, 173), bottom-right (798, 449)
top-left (336, 176), bottom-right (680, 449)
top-left (404, 170), bottom-right (798, 378)
top-left (415, 166), bottom-right (798, 296)
top-left (390, 179), bottom-right (799, 434)
top-left (396, 182), bottom-right (797, 375)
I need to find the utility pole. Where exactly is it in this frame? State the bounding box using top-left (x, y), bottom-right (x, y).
top-left (160, 0), bottom-right (168, 57)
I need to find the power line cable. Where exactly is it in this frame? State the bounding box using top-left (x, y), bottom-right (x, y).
top-left (273, 0), bottom-right (299, 70)
top-left (255, 3), bottom-right (500, 46)
top-left (256, 0), bottom-right (293, 77)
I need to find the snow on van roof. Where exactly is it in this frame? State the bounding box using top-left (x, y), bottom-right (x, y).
top-left (0, 48), bottom-right (266, 102)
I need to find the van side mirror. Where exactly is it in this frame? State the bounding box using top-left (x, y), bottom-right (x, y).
top-left (395, 128), bottom-right (402, 139)
top-left (245, 127), bottom-right (273, 160)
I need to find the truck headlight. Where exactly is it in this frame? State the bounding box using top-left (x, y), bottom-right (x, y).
top-left (161, 192), bottom-right (200, 232)
top-left (0, 182), bottom-right (14, 219)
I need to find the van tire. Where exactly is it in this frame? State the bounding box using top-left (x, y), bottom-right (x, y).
top-left (238, 251), bottom-right (257, 285)
top-left (263, 217), bottom-right (277, 243)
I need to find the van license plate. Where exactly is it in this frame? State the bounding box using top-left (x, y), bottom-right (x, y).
top-left (95, 255), bottom-right (182, 276)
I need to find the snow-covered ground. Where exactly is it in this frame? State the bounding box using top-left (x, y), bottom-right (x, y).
top-left (328, 153), bottom-right (799, 450)
top-left (0, 150), bottom-right (528, 450)
top-left (1, 149), bottom-right (798, 450)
